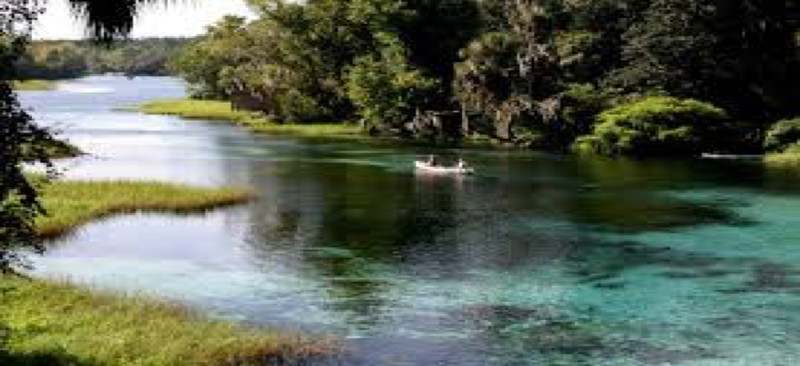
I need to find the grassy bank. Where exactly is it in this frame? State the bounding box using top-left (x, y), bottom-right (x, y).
top-left (35, 179), bottom-right (253, 238)
top-left (0, 276), bottom-right (332, 366)
top-left (11, 79), bottom-right (58, 91)
top-left (133, 99), bottom-right (363, 138)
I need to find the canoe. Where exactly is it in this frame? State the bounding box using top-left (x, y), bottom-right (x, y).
top-left (415, 161), bottom-right (474, 175)
top-left (701, 153), bottom-right (763, 160)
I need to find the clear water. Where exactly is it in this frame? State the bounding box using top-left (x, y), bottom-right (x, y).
top-left (18, 76), bottom-right (800, 365)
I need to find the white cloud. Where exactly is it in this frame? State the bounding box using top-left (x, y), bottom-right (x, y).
top-left (33, 0), bottom-right (255, 40)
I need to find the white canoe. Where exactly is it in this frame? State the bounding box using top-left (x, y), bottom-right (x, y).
top-left (701, 153), bottom-right (763, 160)
top-left (415, 161), bottom-right (474, 175)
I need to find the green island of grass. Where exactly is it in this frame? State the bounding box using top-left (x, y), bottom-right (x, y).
top-left (0, 178), bottom-right (335, 365)
top-left (11, 79), bottom-right (58, 91)
top-left (131, 99), bottom-right (363, 139)
top-left (35, 179), bottom-right (253, 238)
top-left (0, 275), bottom-right (334, 366)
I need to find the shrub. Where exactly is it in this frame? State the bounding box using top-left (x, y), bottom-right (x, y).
top-left (764, 117), bottom-right (800, 152)
top-left (547, 84), bottom-right (612, 149)
top-left (573, 96), bottom-right (730, 156)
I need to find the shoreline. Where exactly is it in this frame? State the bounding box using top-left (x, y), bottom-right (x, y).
top-left (2, 178), bottom-right (336, 365)
top-left (129, 98), bottom-right (514, 149)
top-left (0, 275), bottom-right (335, 366)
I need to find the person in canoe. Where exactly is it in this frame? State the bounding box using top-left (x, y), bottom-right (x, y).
top-left (426, 155), bottom-right (439, 166)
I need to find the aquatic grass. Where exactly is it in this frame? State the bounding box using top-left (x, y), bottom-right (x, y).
top-left (0, 275), bottom-right (335, 366)
top-left (11, 79), bottom-right (58, 91)
top-left (35, 179), bottom-right (253, 238)
top-left (133, 98), bottom-right (363, 138)
top-left (135, 98), bottom-right (255, 122)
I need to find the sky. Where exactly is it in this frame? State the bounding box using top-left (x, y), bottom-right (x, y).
top-left (33, 0), bottom-right (255, 40)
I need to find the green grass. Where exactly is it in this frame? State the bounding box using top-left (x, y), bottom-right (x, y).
top-left (0, 275), bottom-right (334, 366)
top-left (134, 99), bottom-right (254, 122)
top-left (35, 179), bottom-right (253, 238)
top-left (133, 99), bottom-right (363, 138)
top-left (11, 80), bottom-right (58, 91)
top-left (22, 139), bottom-right (83, 161)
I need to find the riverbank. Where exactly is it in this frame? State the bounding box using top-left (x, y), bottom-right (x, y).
top-left (0, 275), bottom-right (332, 366)
top-left (12, 80), bottom-right (58, 91)
top-left (0, 178), bottom-right (335, 365)
top-left (131, 99), bottom-right (363, 139)
top-left (35, 178), bottom-right (253, 238)
top-left (131, 98), bottom-right (507, 150)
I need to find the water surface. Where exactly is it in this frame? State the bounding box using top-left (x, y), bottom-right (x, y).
top-left (20, 76), bottom-right (800, 365)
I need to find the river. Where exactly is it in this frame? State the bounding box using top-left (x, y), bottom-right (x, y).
top-left (18, 76), bottom-right (800, 365)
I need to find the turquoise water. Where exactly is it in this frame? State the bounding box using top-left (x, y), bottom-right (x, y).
top-left (19, 76), bottom-right (800, 365)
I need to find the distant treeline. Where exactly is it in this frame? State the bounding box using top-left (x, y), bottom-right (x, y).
top-left (15, 38), bottom-right (190, 79)
top-left (170, 0), bottom-right (799, 157)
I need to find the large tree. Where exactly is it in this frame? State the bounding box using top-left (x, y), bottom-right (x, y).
top-left (608, 0), bottom-right (800, 123)
top-left (1, 0), bottom-right (57, 273)
top-left (454, 0), bottom-right (562, 142)
top-left (2, 0), bottom-right (145, 274)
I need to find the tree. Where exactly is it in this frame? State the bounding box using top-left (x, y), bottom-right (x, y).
top-left (454, 0), bottom-right (562, 142)
top-left (346, 33), bottom-right (437, 134)
top-left (1, 0), bottom-right (56, 273)
top-left (608, 0), bottom-right (800, 123)
top-left (170, 16), bottom-right (250, 99)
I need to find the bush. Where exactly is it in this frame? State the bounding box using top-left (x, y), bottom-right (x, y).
top-left (546, 84), bottom-right (612, 149)
top-left (764, 117), bottom-right (800, 152)
top-left (572, 96), bottom-right (730, 156)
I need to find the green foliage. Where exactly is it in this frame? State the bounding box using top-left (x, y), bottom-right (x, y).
top-left (59, 0), bottom-right (800, 154)
top-left (546, 83), bottom-right (612, 149)
top-left (764, 117), bottom-right (800, 152)
top-left (573, 97), bottom-right (730, 156)
top-left (169, 16), bottom-right (249, 99)
top-left (607, 0), bottom-right (800, 122)
top-left (346, 34), bottom-right (437, 134)
top-left (454, 0), bottom-right (563, 141)
top-left (1, 17), bottom-right (57, 273)
top-left (765, 145), bottom-right (800, 168)
top-left (172, 0), bottom-right (479, 131)
top-left (15, 38), bottom-right (187, 80)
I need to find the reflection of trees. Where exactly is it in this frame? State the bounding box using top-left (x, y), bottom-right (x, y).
top-left (221, 145), bottom-right (772, 334)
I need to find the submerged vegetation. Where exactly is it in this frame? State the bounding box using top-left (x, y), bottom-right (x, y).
top-left (167, 0), bottom-right (799, 156)
top-left (35, 179), bottom-right (253, 238)
top-left (0, 276), bottom-right (333, 366)
top-left (135, 99), bottom-right (362, 138)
